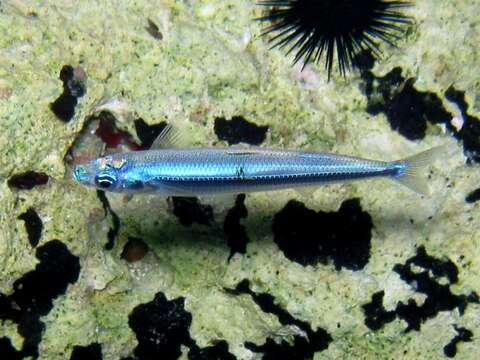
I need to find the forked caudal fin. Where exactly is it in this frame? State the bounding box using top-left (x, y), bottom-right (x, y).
top-left (393, 144), bottom-right (456, 195)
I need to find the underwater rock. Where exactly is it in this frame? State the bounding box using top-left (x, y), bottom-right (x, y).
top-left (272, 198), bottom-right (372, 270)
top-left (0, 337), bottom-right (22, 360)
top-left (223, 194), bottom-right (249, 260)
top-left (465, 188), bottom-right (480, 203)
top-left (362, 246), bottom-right (479, 333)
top-left (188, 340), bottom-right (237, 360)
top-left (134, 118), bottom-right (167, 149)
top-left (50, 65), bottom-right (86, 123)
top-left (1, 1), bottom-right (480, 359)
top-left (362, 67), bottom-right (452, 141)
top-left (170, 197), bottom-right (214, 226)
top-left (128, 292), bottom-right (193, 360)
top-left (70, 343), bottom-right (103, 360)
top-left (445, 85), bottom-right (480, 164)
top-left (443, 326), bottom-right (473, 358)
top-left (214, 116), bottom-right (268, 145)
top-left (17, 207), bottom-right (43, 248)
top-left (0, 240), bottom-right (80, 358)
top-left (96, 190), bottom-right (121, 250)
top-left (226, 279), bottom-right (332, 358)
top-left (121, 237), bottom-right (149, 263)
top-left (7, 172), bottom-right (49, 190)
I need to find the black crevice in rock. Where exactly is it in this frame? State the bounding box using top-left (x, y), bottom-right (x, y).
top-left (50, 65), bottom-right (86, 123)
top-left (127, 292), bottom-right (238, 360)
top-left (361, 67), bottom-right (451, 141)
top-left (70, 343), bottom-right (103, 360)
top-left (128, 292), bottom-right (193, 360)
top-left (17, 207), bottom-right (43, 248)
top-left (188, 340), bottom-right (237, 360)
top-left (0, 240), bottom-right (80, 359)
top-left (225, 279), bottom-right (332, 359)
top-left (445, 85), bottom-right (480, 164)
top-left (96, 190), bottom-right (121, 250)
top-left (272, 198), bottom-right (373, 271)
top-left (224, 194), bottom-right (249, 260)
top-left (361, 291), bottom-right (396, 331)
top-left (443, 325), bottom-right (473, 358)
top-left (362, 246), bottom-right (478, 333)
top-left (360, 67), bottom-right (480, 164)
top-left (170, 197), bottom-right (213, 226)
top-left (465, 188), bottom-right (480, 203)
top-left (0, 337), bottom-right (22, 360)
top-left (7, 172), bottom-right (49, 190)
top-left (134, 118), bottom-right (167, 149)
top-left (94, 111), bottom-right (139, 150)
top-left (214, 116), bottom-right (268, 145)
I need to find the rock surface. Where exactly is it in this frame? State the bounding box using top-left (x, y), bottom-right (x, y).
top-left (1, 1), bottom-right (479, 359)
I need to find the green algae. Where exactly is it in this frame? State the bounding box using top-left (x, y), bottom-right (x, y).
top-left (1, 0), bottom-right (480, 359)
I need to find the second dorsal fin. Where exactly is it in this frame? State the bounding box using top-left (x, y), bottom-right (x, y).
top-left (150, 123), bottom-right (188, 149)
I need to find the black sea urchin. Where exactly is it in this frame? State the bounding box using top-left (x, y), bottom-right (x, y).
top-left (258, 0), bottom-right (412, 78)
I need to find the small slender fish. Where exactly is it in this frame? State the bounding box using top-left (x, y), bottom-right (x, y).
top-left (73, 125), bottom-right (447, 196)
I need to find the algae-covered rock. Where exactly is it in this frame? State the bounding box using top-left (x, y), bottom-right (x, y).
top-left (1, 0), bottom-right (479, 359)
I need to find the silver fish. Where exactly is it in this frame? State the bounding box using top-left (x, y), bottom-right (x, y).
top-left (73, 125), bottom-right (447, 196)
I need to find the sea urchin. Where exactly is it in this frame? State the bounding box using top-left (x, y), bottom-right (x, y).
top-left (258, 0), bottom-right (412, 79)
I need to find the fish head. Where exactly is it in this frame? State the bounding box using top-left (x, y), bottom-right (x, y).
top-left (73, 155), bottom-right (126, 192)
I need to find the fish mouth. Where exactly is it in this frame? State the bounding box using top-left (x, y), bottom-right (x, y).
top-left (72, 164), bottom-right (91, 184)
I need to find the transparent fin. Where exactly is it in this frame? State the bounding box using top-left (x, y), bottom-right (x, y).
top-left (393, 143), bottom-right (456, 195)
top-left (151, 124), bottom-right (189, 149)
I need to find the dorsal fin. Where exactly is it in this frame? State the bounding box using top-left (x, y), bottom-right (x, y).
top-left (150, 124), bottom-right (188, 149)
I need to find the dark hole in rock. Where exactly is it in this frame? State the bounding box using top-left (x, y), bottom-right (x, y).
top-left (0, 240), bottom-right (80, 358)
top-left (223, 194), bottom-right (249, 261)
top-left (361, 67), bottom-right (452, 141)
top-left (121, 237), bottom-right (149, 262)
top-left (465, 188), bottom-right (480, 203)
top-left (134, 118), bottom-right (167, 149)
top-left (352, 49), bottom-right (376, 72)
top-left (94, 111), bottom-right (140, 150)
top-left (272, 198), bottom-right (373, 271)
top-left (7, 171), bottom-right (49, 190)
top-left (393, 246), bottom-right (478, 332)
top-left (145, 19), bottom-right (163, 40)
top-left (362, 291), bottom-right (396, 331)
top-left (18, 207), bottom-right (43, 248)
top-left (443, 325), bottom-right (473, 358)
top-left (360, 67), bottom-right (480, 164)
top-left (362, 246), bottom-right (479, 333)
top-left (445, 85), bottom-right (480, 164)
top-left (64, 111), bottom-right (139, 172)
top-left (50, 65), bottom-right (86, 123)
top-left (225, 279), bottom-right (332, 358)
top-left (50, 92), bottom-right (78, 123)
top-left (214, 116), bottom-right (268, 145)
top-left (96, 190), bottom-right (121, 250)
top-left (188, 340), bottom-right (237, 360)
top-left (128, 292), bottom-right (194, 360)
top-left (170, 197), bottom-right (213, 226)
top-left (0, 337), bottom-right (22, 360)
top-left (70, 342), bottom-right (103, 360)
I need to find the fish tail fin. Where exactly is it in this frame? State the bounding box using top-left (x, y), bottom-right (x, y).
top-left (392, 144), bottom-right (456, 195)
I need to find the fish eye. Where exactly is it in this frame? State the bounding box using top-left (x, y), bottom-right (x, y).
top-left (95, 174), bottom-right (117, 189)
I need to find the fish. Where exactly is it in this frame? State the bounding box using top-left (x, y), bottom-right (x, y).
top-left (72, 125), bottom-right (449, 196)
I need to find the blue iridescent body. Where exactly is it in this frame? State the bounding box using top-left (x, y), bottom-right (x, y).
top-left (73, 125), bottom-right (447, 195)
top-left (73, 147), bottom-right (428, 195)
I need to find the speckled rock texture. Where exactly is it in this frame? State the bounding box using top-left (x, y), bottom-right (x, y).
top-left (1, 1), bottom-right (479, 359)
